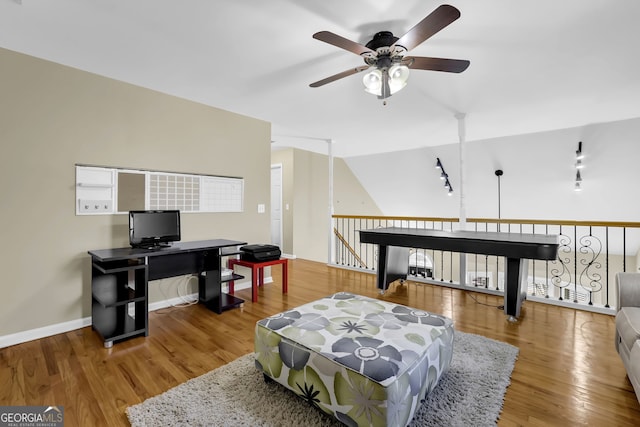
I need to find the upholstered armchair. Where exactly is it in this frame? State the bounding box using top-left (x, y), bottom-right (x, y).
top-left (615, 272), bottom-right (640, 402)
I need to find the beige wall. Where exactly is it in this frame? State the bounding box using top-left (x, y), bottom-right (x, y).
top-left (291, 150), bottom-right (327, 262)
top-left (0, 48), bottom-right (271, 337)
top-left (271, 148), bottom-right (381, 263)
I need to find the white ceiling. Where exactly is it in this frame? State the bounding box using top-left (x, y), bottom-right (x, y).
top-left (2, 0), bottom-right (640, 157)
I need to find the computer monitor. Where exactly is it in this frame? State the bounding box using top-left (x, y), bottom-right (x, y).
top-left (129, 210), bottom-right (181, 249)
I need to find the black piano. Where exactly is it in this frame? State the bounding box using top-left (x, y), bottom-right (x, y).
top-left (359, 227), bottom-right (559, 320)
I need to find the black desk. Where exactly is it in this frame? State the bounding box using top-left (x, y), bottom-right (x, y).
top-left (359, 228), bottom-right (559, 320)
top-left (88, 239), bottom-right (246, 347)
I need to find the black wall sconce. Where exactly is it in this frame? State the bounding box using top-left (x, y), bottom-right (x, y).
top-left (574, 141), bottom-right (584, 191)
top-left (435, 157), bottom-right (453, 196)
top-left (495, 169), bottom-right (503, 219)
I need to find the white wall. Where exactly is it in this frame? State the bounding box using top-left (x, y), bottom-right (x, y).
top-left (345, 117), bottom-right (640, 222)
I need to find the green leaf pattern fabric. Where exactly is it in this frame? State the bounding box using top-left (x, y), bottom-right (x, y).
top-left (255, 293), bottom-right (454, 427)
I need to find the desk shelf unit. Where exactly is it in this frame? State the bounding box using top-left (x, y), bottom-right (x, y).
top-left (91, 258), bottom-right (148, 348)
top-left (199, 247), bottom-right (245, 312)
top-left (89, 239), bottom-right (247, 348)
top-left (221, 247), bottom-right (245, 283)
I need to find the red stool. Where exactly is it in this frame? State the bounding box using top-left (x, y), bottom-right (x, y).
top-left (227, 258), bottom-right (288, 303)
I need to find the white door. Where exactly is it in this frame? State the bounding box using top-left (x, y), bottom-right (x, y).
top-left (270, 165), bottom-right (282, 248)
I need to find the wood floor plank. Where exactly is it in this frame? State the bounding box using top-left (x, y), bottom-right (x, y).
top-left (1, 258), bottom-right (639, 426)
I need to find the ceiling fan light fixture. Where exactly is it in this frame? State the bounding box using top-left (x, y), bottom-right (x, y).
top-left (362, 69), bottom-right (383, 95)
top-left (362, 64), bottom-right (409, 97)
top-left (388, 64), bottom-right (409, 94)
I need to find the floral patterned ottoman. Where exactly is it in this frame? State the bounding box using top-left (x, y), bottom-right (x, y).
top-left (254, 292), bottom-right (454, 426)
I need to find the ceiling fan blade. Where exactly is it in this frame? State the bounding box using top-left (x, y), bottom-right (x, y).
top-left (405, 56), bottom-right (470, 73)
top-left (313, 31), bottom-right (376, 57)
top-left (309, 65), bottom-right (370, 88)
top-left (393, 4), bottom-right (461, 52)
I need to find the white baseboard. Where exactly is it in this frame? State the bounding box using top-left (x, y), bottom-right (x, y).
top-left (0, 281), bottom-right (260, 349)
top-left (0, 317), bottom-right (92, 349)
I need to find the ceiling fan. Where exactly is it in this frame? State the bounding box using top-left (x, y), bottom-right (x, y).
top-left (309, 4), bottom-right (470, 100)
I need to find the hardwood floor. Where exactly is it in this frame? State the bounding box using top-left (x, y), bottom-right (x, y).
top-left (1, 258), bottom-right (639, 426)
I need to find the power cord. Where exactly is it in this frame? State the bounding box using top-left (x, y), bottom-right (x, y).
top-left (156, 275), bottom-right (198, 312)
top-left (467, 291), bottom-right (504, 310)
top-left (177, 275), bottom-right (198, 306)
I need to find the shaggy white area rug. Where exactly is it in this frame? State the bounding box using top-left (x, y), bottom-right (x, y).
top-left (127, 331), bottom-right (518, 426)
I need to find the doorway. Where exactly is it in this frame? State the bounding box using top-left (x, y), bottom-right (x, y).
top-left (270, 164), bottom-right (283, 248)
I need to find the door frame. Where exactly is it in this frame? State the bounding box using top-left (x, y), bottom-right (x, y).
top-left (270, 163), bottom-right (283, 249)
